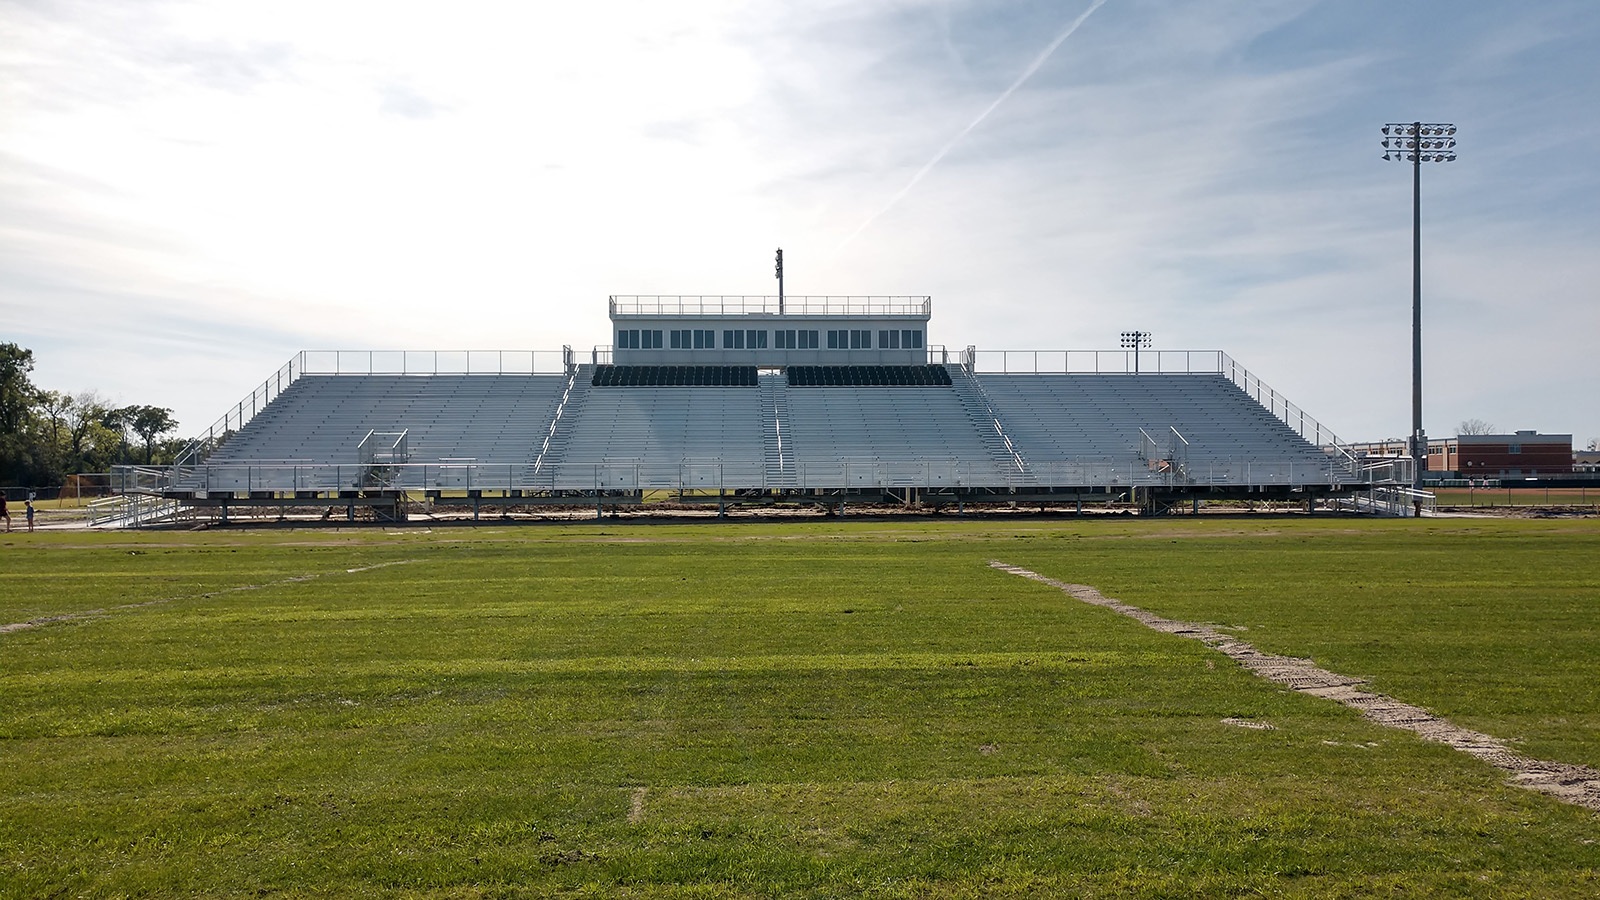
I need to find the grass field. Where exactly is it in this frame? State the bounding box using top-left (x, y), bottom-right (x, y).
top-left (1432, 486), bottom-right (1599, 508)
top-left (2, 519), bottom-right (1598, 897)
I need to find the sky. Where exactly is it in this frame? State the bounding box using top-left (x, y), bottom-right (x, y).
top-left (2, 0), bottom-right (1597, 449)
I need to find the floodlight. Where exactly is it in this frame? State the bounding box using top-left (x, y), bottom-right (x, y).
top-left (1379, 121), bottom-right (1459, 501)
top-left (1120, 330), bottom-right (1153, 373)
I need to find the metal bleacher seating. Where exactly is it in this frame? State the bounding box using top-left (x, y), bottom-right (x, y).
top-left (546, 385), bottom-right (767, 490)
top-left (782, 379), bottom-right (1012, 488)
top-left (206, 374), bottom-right (569, 466)
top-left (176, 360), bottom-right (1352, 498)
top-left (974, 373), bottom-right (1337, 484)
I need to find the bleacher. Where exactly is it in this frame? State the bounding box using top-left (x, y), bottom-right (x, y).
top-left (206, 374), bottom-right (568, 465)
top-left (975, 373), bottom-right (1337, 483)
top-left (783, 382), bottom-right (1012, 487)
top-left (163, 354), bottom-right (1368, 502)
top-left (546, 386), bottom-right (766, 490)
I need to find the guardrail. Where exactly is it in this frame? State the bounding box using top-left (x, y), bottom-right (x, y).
top-left (88, 493), bottom-right (186, 527)
top-left (147, 455), bottom-right (1379, 496)
top-left (298, 349), bottom-right (572, 376)
top-left (1216, 352), bottom-right (1355, 470)
top-left (173, 354), bottom-right (304, 468)
top-left (610, 295), bottom-right (932, 317)
top-left (967, 348), bottom-right (1228, 375)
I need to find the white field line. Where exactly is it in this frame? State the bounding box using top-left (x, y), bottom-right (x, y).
top-left (990, 560), bottom-right (1600, 812)
top-left (0, 559), bottom-right (420, 635)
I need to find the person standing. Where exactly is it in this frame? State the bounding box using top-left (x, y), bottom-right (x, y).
top-left (0, 493), bottom-right (9, 532)
top-left (25, 498), bottom-right (35, 532)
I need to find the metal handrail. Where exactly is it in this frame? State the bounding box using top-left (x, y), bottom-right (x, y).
top-left (968, 349), bottom-right (1227, 375)
top-left (610, 295), bottom-right (932, 317)
top-left (950, 364), bottom-right (1028, 474)
top-left (173, 352), bottom-right (306, 468)
top-left (152, 453), bottom-right (1387, 496)
top-left (1216, 351), bottom-right (1358, 471)
top-left (298, 349), bottom-right (571, 376)
top-left (532, 367), bottom-right (581, 475)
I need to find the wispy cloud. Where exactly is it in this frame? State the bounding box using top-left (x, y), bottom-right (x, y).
top-left (836, 0), bottom-right (1111, 251)
top-left (0, 0), bottom-right (1596, 444)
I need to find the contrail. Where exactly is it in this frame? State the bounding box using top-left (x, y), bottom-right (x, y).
top-left (837, 0), bottom-right (1110, 251)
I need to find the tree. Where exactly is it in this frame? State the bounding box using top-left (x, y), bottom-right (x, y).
top-left (64, 392), bottom-right (119, 473)
top-left (129, 406), bottom-right (179, 464)
top-left (105, 405), bottom-right (138, 466)
top-left (0, 343), bottom-right (41, 483)
top-left (1457, 418), bottom-right (1497, 436)
top-left (0, 343), bottom-right (35, 435)
top-left (0, 345), bottom-right (181, 485)
top-left (34, 390), bottom-right (72, 475)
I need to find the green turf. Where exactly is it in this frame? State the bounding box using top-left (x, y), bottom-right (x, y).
top-left (2, 519), bottom-right (1598, 897)
top-left (1432, 487), bottom-right (1599, 507)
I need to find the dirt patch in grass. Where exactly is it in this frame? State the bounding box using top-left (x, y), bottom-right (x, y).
top-left (992, 560), bottom-right (1600, 812)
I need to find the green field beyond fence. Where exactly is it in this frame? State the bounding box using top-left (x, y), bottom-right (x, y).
top-left (2, 520), bottom-right (1598, 897)
top-left (1432, 485), bottom-right (1598, 508)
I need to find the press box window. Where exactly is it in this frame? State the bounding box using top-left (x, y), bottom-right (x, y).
top-left (878, 329), bottom-right (922, 349)
top-left (799, 330), bottom-right (818, 349)
top-left (827, 329), bottom-right (849, 350)
top-left (670, 329), bottom-right (693, 349)
top-left (616, 330), bottom-right (662, 350)
top-left (692, 329), bottom-right (715, 349)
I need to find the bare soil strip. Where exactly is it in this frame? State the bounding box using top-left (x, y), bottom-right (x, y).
top-left (628, 787), bottom-right (648, 824)
top-left (0, 559), bottom-right (419, 636)
top-left (990, 560), bottom-right (1600, 812)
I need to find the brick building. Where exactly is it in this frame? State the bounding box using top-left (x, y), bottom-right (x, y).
top-left (1428, 431), bottom-right (1572, 478)
top-left (1350, 431), bottom-right (1573, 479)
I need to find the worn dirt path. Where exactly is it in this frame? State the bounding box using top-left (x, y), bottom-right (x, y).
top-left (990, 560), bottom-right (1600, 812)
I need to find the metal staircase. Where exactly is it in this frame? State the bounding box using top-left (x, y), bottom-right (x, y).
top-left (946, 364), bottom-right (1031, 483)
top-left (759, 373), bottom-right (796, 488)
top-left (529, 363), bottom-right (591, 487)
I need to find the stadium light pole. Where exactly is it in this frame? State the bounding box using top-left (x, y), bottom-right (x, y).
top-left (1381, 121), bottom-right (1456, 498)
top-left (1120, 331), bottom-right (1152, 374)
top-left (775, 247), bottom-right (784, 315)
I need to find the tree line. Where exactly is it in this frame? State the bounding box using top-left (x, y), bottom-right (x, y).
top-left (1, 343), bottom-right (185, 487)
